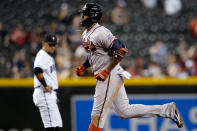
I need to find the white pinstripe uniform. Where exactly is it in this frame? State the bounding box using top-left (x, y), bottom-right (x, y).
top-left (33, 49), bottom-right (62, 128)
top-left (81, 23), bottom-right (175, 128)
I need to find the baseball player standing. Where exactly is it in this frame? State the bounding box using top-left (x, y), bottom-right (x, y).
top-left (75, 3), bottom-right (183, 131)
top-left (33, 34), bottom-right (62, 131)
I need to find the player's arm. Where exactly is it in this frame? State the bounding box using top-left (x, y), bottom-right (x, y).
top-left (34, 67), bottom-right (52, 93)
top-left (107, 39), bottom-right (128, 71)
top-left (75, 56), bottom-right (90, 76)
top-left (96, 39), bottom-right (128, 81)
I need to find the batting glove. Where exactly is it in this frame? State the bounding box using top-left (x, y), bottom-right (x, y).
top-left (75, 65), bottom-right (85, 76)
top-left (95, 69), bottom-right (110, 81)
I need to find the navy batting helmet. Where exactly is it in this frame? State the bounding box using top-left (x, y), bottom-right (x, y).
top-left (80, 3), bottom-right (103, 27)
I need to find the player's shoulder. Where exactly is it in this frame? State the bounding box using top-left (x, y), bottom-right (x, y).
top-left (34, 50), bottom-right (51, 67)
top-left (93, 25), bottom-right (112, 39)
top-left (97, 25), bottom-right (111, 33)
top-left (36, 49), bottom-right (45, 57)
top-left (35, 50), bottom-right (49, 60)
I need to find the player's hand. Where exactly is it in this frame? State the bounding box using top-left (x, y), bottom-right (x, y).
top-left (57, 98), bottom-right (60, 103)
top-left (75, 65), bottom-right (85, 76)
top-left (95, 69), bottom-right (110, 81)
top-left (44, 86), bottom-right (52, 93)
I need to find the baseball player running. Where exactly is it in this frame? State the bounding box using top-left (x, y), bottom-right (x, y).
top-left (75, 3), bottom-right (183, 131)
top-left (33, 34), bottom-right (62, 131)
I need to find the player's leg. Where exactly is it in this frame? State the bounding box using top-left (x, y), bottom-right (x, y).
top-left (112, 85), bottom-right (171, 118)
top-left (33, 89), bottom-right (54, 129)
top-left (46, 91), bottom-right (63, 128)
top-left (112, 83), bottom-right (183, 127)
top-left (89, 75), bottom-right (115, 130)
top-left (88, 122), bottom-right (102, 131)
top-left (38, 91), bottom-right (62, 129)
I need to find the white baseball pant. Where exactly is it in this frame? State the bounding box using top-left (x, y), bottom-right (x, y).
top-left (33, 88), bottom-right (62, 128)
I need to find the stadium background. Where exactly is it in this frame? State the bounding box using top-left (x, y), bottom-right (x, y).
top-left (0, 0), bottom-right (197, 131)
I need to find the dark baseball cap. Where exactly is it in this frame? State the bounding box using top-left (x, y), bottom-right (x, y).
top-left (44, 34), bottom-right (57, 45)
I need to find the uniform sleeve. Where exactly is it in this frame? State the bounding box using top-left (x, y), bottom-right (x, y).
top-left (33, 54), bottom-right (47, 70)
top-left (96, 28), bottom-right (117, 49)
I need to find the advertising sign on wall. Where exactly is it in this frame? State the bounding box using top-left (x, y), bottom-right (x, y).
top-left (71, 94), bottom-right (197, 131)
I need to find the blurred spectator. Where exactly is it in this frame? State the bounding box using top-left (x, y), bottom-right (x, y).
top-left (67, 14), bottom-right (81, 52)
top-left (189, 18), bottom-right (197, 38)
top-left (146, 61), bottom-right (164, 77)
top-left (149, 40), bottom-right (168, 67)
top-left (48, 22), bottom-right (61, 35)
top-left (176, 41), bottom-right (187, 55)
top-left (141, 0), bottom-right (182, 15)
top-left (12, 50), bottom-right (27, 78)
top-left (58, 3), bottom-right (71, 25)
top-left (192, 47), bottom-right (197, 76)
top-left (126, 62), bottom-right (137, 77)
top-left (2, 34), bottom-right (12, 48)
top-left (22, 61), bottom-right (32, 77)
top-left (111, 0), bottom-right (130, 26)
top-left (164, 0), bottom-right (182, 15)
top-left (11, 23), bottom-right (27, 46)
top-left (29, 27), bottom-right (45, 43)
top-left (167, 55), bottom-right (179, 77)
top-left (0, 22), bottom-right (8, 44)
top-left (56, 33), bottom-right (72, 79)
top-left (134, 56), bottom-right (146, 77)
top-left (2, 34), bottom-right (14, 60)
top-left (141, 0), bottom-right (157, 9)
top-left (0, 34), bottom-right (13, 77)
top-left (176, 41), bottom-right (188, 66)
top-left (186, 46), bottom-right (196, 75)
top-left (175, 54), bottom-right (189, 78)
top-left (12, 65), bottom-right (21, 78)
top-left (28, 27), bottom-right (45, 68)
top-left (176, 67), bottom-right (189, 78)
top-left (125, 57), bottom-right (146, 77)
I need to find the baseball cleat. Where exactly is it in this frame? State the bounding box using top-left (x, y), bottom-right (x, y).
top-left (171, 102), bottom-right (183, 128)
